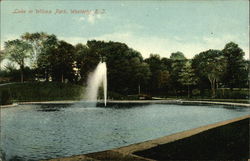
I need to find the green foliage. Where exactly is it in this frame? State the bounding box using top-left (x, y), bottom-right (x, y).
top-left (37, 34), bottom-right (59, 81)
top-left (50, 41), bottom-right (76, 82)
top-left (0, 89), bottom-right (12, 105)
top-left (75, 43), bottom-right (99, 83)
top-left (79, 40), bottom-right (149, 95)
top-left (192, 89), bottom-right (200, 96)
top-left (4, 40), bottom-right (32, 66)
top-left (21, 32), bottom-right (49, 68)
top-left (178, 62), bottom-right (198, 86)
top-left (0, 82), bottom-right (84, 102)
top-left (170, 51), bottom-right (186, 60)
top-left (2, 32), bottom-right (249, 100)
top-left (169, 52), bottom-right (187, 94)
top-left (222, 42), bottom-right (246, 88)
top-left (178, 62), bottom-right (198, 97)
top-left (192, 49), bottom-right (226, 97)
top-left (215, 88), bottom-right (249, 99)
top-left (4, 39), bottom-right (32, 82)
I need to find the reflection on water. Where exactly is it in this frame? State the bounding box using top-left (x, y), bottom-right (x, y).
top-left (0, 103), bottom-right (249, 161)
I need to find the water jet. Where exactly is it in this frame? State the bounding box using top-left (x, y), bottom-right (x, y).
top-left (85, 61), bottom-right (107, 106)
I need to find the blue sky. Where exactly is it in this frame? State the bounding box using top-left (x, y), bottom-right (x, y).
top-left (1, 0), bottom-right (249, 59)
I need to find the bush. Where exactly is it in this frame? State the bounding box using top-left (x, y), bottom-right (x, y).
top-left (0, 89), bottom-right (12, 105)
top-left (107, 91), bottom-right (126, 100)
top-left (216, 88), bottom-right (249, 99)
top-left (192, 89), bottom-right (200, 96)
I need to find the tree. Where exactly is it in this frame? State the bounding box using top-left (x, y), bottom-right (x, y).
top-left (170, 51), bottom-right (186, 61)
top-left (75, 43), bottom-right (99, 83)
top-left (169, 52), bottom-right (187, 95)
top-left (192, 49), bottom-right (226, 97)
top-left (222, 42), bottom-right (246, 89)
top-left (144, 54), bottom-right (172, 95)
top-left (178, 61), bottom-right (198, 98)
top-left (161, 57), bottom-right (172, 72)
top-left (21, 32), bottom-right (48, 68)
top-left (0, 50), bottom-right (5, 71)
top-left (130, 57), bottom-right (151, 94)
top-left (50, 41), bottom-right (76, 83)
top-left (4, 39), bottom-right (32, 82)
top-left (80, 40), bottom-right (149, 95)
top-left (37, 34), bottom-right (59, 81)
top-left (145, 54), bottom-right (163, 94)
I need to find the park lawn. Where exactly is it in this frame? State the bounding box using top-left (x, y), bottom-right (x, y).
top-left (0, 82), bottom-right (84, 103)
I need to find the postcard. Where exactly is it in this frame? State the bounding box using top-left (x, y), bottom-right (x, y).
top-left (0, 0), bottom-right (249, 161)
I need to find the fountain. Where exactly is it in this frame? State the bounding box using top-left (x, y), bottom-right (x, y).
top-left (85, 61), bottom-right (107, 106)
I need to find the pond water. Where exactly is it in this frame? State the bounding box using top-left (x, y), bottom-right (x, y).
top-left (0, 103), bottom-right (249, 161)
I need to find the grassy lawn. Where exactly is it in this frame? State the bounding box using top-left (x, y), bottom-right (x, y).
top-left (0, 82), bottom-right (84, 104)
top-left (0, 82), bottom-right (249, 105)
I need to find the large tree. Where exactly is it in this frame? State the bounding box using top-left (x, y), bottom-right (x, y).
top-left (192, 49), bottom-right (226, 97)
top-left (50, 41), bottom-right (76, 83)
top-left (222, 42), bottom-right (246, 89)
top-left (129, 57), bottom-right (151, 94)
top-left (145, 54), bottom-right (172, 95)
top-left (21, 32), bottom-right (48, 68)
top-left (145, 54), bottom-right (163, 94)
top-left (76, 40), bottom-right (149, 95)
top-left (4, 39), bottom-right (32, 82)
top-left (37, 34), bottom-right (59, 81)
top-left (169, 51), bottom-right (187, 96)
top-left (178, 61), bottom-right (198, 98)
top-left (75, 43), bottom-right (99, 83)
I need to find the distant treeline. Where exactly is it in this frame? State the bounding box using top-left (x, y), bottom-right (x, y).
top-left (0, 32), bottom-right (249, 99)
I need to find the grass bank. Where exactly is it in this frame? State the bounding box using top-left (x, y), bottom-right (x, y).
top-left (0, 82), bottom-right (249, 105)
top-left (0, 82), bottom-right (84, 104)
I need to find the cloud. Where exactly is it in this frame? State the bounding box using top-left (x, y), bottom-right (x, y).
top-left (76, 12), bottom-right (102, 24)
top-left (87, 13), bottom-right (102, 24)
top-left (79, 17), bottom-right (85, 22)
top-left (58, 36), bottom-right (88, 45)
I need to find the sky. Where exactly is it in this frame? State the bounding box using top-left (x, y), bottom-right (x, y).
top-left (1, 0), bottom-right (249, 59)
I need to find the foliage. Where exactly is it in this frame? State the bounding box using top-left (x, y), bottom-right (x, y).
top-left (178, 61), bottom-right (198, 97)
top-left (21, 32), bottom-right (49, 68)
top-left (37, 34), bottom-right (59, 81)
top-left (4, 39), bottom-right (32, 82)
top-left (75, 43), bottom-right (99, 83)
top-left (0, 82), bottom-right (84, 102)
top-left (222, 42), bottom-right (247, 88)
top-left (145, 54), bottom-right (166, 94)
top-left (2, 32), bottom-right (249, 100)
top-left (50, 41), bottom-right (76, 82)
top-left (81, 40), bottom-right (149, 95)
top-left (169, 52), bottom-right (187, 95)
top-left (192, 49), bottom-right (226, 97)
top-left (0, 89), bottom-right (12, 105)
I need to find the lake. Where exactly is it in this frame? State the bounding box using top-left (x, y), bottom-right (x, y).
top-left (1, 103), bottom-right (249, 161)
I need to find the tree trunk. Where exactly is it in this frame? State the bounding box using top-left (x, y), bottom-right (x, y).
top-left (212, 79), bottom-right (216, 97)
top-left (45, 70), bottom-right (49, 81)
top-left (20, 64), bottom-right (24, 83)
top-left (187, 85), bottom-right (190, 98)
top-left (61, 73), bottom-right (64, 83)
top-left (209, 78), bottom-right (216, 98)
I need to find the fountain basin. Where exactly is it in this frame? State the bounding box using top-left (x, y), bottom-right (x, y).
top-left (0, 102), bottom-right (249, 161)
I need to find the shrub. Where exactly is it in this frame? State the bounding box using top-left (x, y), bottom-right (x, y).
top-left (0, 89), bottom-right (12, 105)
